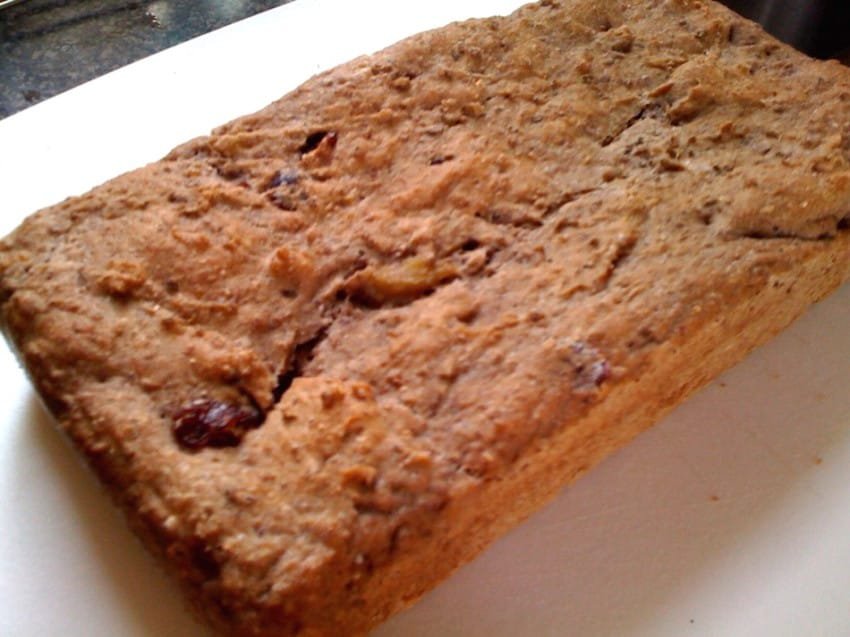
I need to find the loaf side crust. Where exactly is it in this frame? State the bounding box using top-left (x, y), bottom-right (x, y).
top-left (3, 0), bottom-right (850, 635)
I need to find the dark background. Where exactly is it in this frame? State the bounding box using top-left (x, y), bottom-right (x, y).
top-left (1, 0), bottom-right (849, 120)
top-left (0, 0), bottom-right (295, 118)
top-left (723, 0), bottom-right (850, 58)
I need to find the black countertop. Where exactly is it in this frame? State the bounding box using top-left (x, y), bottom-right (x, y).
top-left (0, 0), bottom-right (294, 119)
top-left (1, 0), bottom-right (848, 121)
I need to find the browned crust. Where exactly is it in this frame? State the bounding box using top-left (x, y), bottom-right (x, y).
top-left (352, 235), bottom-right (850, 632)
top-left (2, 0), bottom-right (850, 635)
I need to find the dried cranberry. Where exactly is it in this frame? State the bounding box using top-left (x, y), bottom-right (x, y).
top-left (267, 170), bottom-right (300, 189)
top-left (588, 359), bottom-right (611, 386)
top-left (567, 341), bottom-right (612, 391)
top-left (172, 399), bottom-right (263, 450)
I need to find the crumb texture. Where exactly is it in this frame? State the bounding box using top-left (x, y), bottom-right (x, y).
top-left (2, 0), bottom-right (850, 635)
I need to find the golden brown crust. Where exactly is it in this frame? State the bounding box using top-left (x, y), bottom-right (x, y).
top-left (2, 0), bottom-right (850, 634)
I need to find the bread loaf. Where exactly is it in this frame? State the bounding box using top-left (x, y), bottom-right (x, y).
top-left (2, 0), bottom-right (850, 635)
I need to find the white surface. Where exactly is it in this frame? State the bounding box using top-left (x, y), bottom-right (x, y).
top-left (1, 0), bottom-right (849, 635)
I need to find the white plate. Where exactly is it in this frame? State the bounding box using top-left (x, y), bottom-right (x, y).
top-left (1, 1), bottom-right (849, 635)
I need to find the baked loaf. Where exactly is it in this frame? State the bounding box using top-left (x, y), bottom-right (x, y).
top-left (3, 0), bottom-right (850, 634)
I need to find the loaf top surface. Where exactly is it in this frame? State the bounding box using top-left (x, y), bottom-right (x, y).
top-left (3, 0), bottom-right (850, 634)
